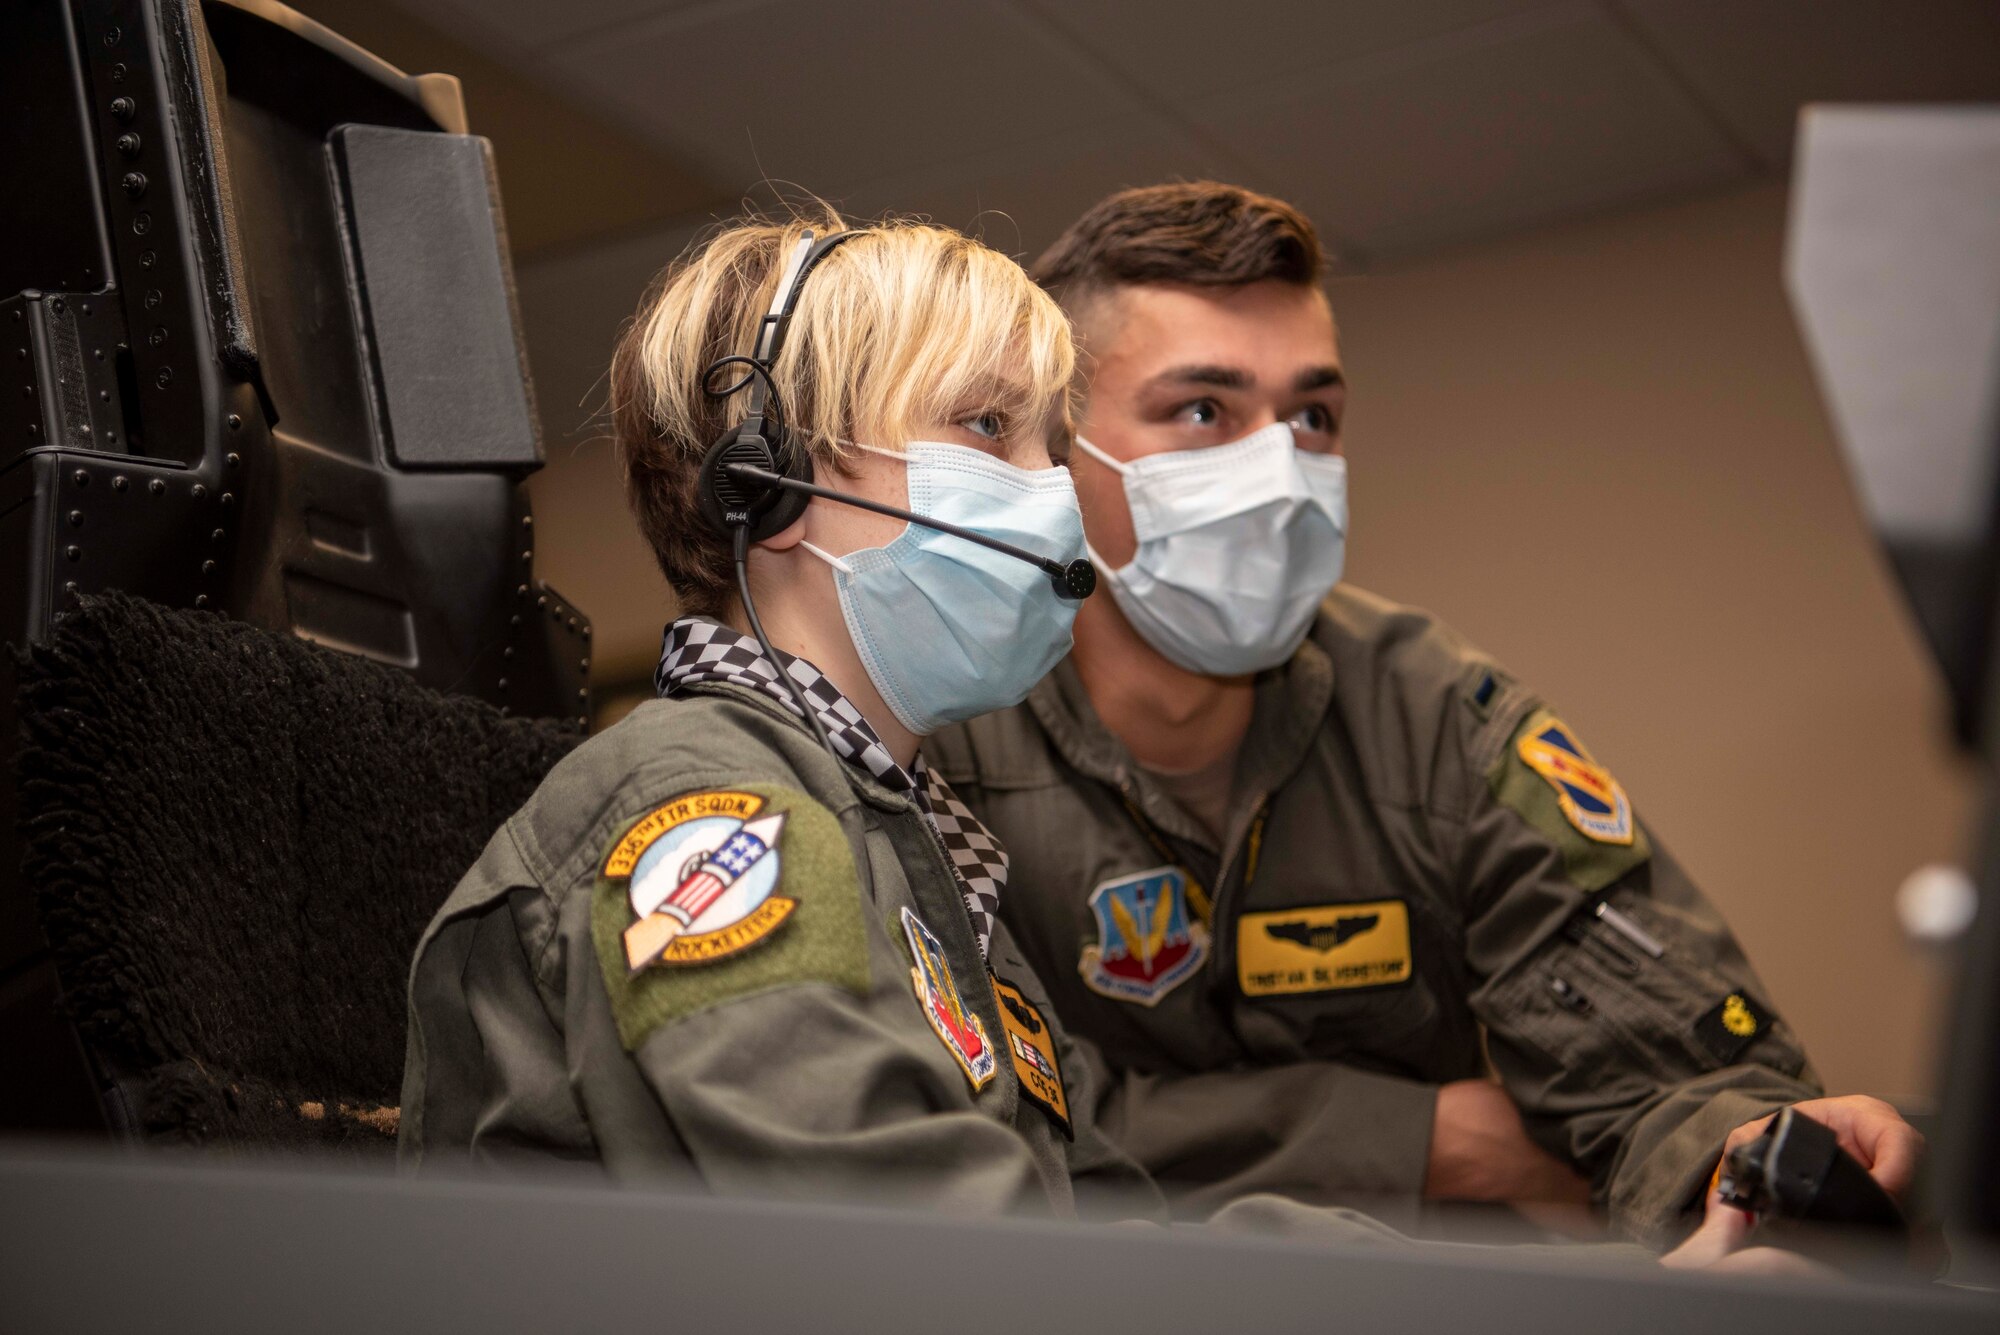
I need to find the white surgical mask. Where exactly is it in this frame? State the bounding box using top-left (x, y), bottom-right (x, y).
top-left (1077, 423), bottom-right (1347, 675)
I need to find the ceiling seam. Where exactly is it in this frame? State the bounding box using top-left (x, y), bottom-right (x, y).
top-left (1597, 0), bottom-right (1771, 174)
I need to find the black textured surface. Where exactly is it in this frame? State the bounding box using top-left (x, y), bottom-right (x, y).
top-left (332, 123), bottom-right (541, 471)
top-left (15, 593), bottom-right (581, 1143)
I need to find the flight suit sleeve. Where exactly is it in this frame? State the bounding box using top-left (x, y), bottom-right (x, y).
top-left (404, 780), bottom-right (1061, 1214)
top-left (1086, 1048), bottom-right (1439, 1216)
top-left (1443, 694), bottom-right (1820, 1249)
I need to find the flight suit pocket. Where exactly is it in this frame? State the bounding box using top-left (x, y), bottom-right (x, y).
top-left (1483, 891), bottom-right (1808, 1091)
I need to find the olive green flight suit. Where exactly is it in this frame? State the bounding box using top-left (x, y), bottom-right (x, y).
top-left (399, 683), bottom-right (1154, 1216)
top-left (926, 586), bottom-right (1821, 1247)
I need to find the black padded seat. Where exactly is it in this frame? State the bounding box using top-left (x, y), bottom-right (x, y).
top-left (15, 593), bottom-right (582, 1151)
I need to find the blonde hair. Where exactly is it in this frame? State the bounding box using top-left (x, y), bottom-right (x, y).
top-left (610, 206), bottom-right (1076, 617)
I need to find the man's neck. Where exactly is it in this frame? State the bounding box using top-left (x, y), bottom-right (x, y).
top-left (1068, 592), bottom-right (1254, 776)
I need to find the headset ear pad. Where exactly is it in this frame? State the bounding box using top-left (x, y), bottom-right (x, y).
top-left (698, 424), bottom-right (814, 542)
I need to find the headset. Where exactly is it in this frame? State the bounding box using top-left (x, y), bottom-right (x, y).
top-left (695, 227), bottom-right (1096, 763)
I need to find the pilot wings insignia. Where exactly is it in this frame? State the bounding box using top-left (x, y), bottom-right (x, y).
top-left (1263, 913), bottom-right (1379, 952)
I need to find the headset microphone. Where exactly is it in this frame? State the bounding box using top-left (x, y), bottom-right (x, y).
top-left (695, 226), bottom-right (1095, 768)
top-left (720, 461), bottom-right (1098, 600)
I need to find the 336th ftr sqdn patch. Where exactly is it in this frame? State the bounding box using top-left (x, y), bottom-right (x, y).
top-left (1515, 717), bottom-right (1633, 845)
top-left (591, 785), bottom-right (870, 1050)
top-left (606, 790), bottom-right (795, 972)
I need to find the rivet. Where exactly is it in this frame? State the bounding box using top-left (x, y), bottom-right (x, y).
top-left (579, 658), bottom-right (590, 673)
top-left (211, 528), bottom-right (225, 542)
top-left (521, 549), bottom-right (532, 563)
top-left (80, 302), bottom-right (91, 316)
top-left (64, 581), bottom-right (78, 597)
top-left (109, 62), bottom-right (126, 82)
top-left (22, 383), bottom-right (33, 397)
top-left (112, 475), bottom-right (128, 491)
top-left (103, 25), bottom-right (122, 46)
top-left (98, 389), bottom-right (110, 401)
top-left (226, 452), bottom-right (240, 468)
top-left (576, 688), bottom-right (588, 701)
top-left (65, 545), bottom-right (81, 561)
top-left (121, 172), bottom-right (147, 200)
top-left (218, 491), bottom-right (234, 507)
top-left (67, 510), bottom-right (83, 527)
top-left (521, 515), bottom-right (532, 528)
top-left (549, 604), bottom-right (561, 620)
top-left (516, 584), bottom-right (529, 599)
top-left (26, 423), bottom-right (38, 435)
top-left (149, 478), bottom-right (165, 495)
top-left (567, 616), bottom-right (579, 631)
top-left (93, 347), bottom-right (104, 361)
top-left (581, 626), bottom-right (592, 640)
top-left (576, 716), bottom-right (589, 728)
top-left (138, 250), bottom-right (155, 270)
top-left (190, 483), bottom-right (206, 500)
top-left (536, 595), bottom-right (547, 609)
top-left (499, 705), bottom-right (511, 718)
top-left (227, 414), bottom-right (241, 431)
top-left (509, 614), bottom-right (521, 627)
top-left (147, 325), bottom-right (167, 347)
top-left (116, 133), bottom-right (140, 158)
top-left (194, 594), bottom-right (208, 608)
top-left (14, 347), bottom-right (24, 359)
top-left (143, 289), bottom-right (162, 309)
top-left (496, 677), bottom-right (509, 691)
top-left (110, 96), bottom-right (135, 123)
top-left (154, 366), bottom-right (172, 388)
top-left (501, 646), bottom-right (514, 660)
top-left (132, 211), bottom-right (152, 236)
top-left (73, 469), bottom-right (89, 487)
top-left (49, 296), bottom-right (65, 314)
top-left (201, 560), bottom-right (215, 575)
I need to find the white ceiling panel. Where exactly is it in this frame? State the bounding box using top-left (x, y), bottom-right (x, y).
top-left (544, 0), bottom-right (1138, 194)
top-left (1016, 0), bottom-right (1555, 101)
top-left (1193, 4), bottom-right (1749, 258)
top-left (831, 115), bottom-right (1243, 263)
top-left (1621, 0), bottom-right (2000, 166)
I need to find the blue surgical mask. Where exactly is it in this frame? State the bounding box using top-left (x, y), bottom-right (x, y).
top-left (799, 441), bottom-right (1085, 735)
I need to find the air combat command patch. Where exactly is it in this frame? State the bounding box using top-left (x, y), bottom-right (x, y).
top-left (1489, 709), bottom-right (1652, 893)
top-left (1079, 866), bottom-right (1209, 1006)
top-left (591, 785), bottom-right (869, 1050)
top-left (901, 907), bottom-right (996, 1091)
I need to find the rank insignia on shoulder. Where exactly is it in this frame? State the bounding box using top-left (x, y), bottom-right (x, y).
top-left (1515, 715), bottom-right (1633, 845)
top-left (606, 789), bottom-right (796, 972)
top-left (1236, 900), bottom-right (1412, 997)
top-left (1079, 866), bottom-right (1209, 1007)
top-left (1693, 990), bottom-right (1773, 1065)
top-left (902, 907), bottom-right (996, 1091)
top-left (993, 976), bottom-right (1072, 1140)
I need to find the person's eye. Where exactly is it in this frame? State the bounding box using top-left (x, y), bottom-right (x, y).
top-left (1288, 404), bottom-right (1338, 435)
top-left (1178, 398), bottom-right (1222, 428)
top-left (960, 411), bottom-right (1004, 440)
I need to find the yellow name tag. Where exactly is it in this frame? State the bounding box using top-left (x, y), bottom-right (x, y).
top-left (1236, 900), bottom-right (1412, 996)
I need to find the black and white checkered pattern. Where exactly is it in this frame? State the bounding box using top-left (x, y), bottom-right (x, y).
top-left (656, 617), bottom-right (1009, 957)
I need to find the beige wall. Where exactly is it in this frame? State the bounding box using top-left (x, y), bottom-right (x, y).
top-left (517, 182), bottom-right (1974, 1104)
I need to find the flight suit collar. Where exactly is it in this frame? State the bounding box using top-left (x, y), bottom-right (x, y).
top-left (1025, 620), bottom-right (1340, 854)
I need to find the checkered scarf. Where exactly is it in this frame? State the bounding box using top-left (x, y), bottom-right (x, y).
top-left (656, 618), bottom-right (1007, 957)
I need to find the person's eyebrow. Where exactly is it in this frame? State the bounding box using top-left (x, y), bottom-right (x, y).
top-left (1293, 366), bottom-right (1344, 393)
top-left (1143, 363), bottom-right (1253, 393)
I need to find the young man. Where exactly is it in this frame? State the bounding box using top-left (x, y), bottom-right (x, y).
top-left (926, 183), bottom-right (1923, 1246)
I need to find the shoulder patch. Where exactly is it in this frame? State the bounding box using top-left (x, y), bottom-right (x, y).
top-left (901, 907), bottom-right (996, 1091)
top-left (1489, 710), bottom-right (1651, 892)
top-left (591, 784), bottom-right (869, 1049)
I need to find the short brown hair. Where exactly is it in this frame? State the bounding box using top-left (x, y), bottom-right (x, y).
top-left (610, 208), bottom-right (1075, 619)
top-left (1031, 181), bottom-right (1324, 310)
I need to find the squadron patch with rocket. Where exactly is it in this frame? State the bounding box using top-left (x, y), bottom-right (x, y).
top-left (592, 784), bottom-right (869, 1049)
